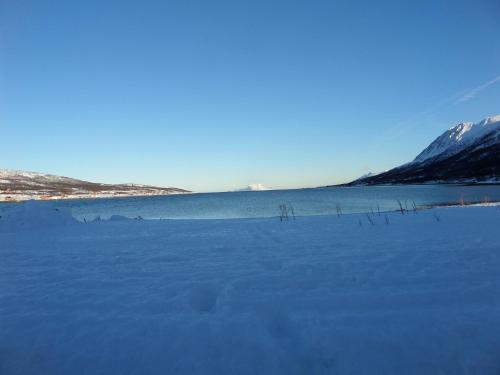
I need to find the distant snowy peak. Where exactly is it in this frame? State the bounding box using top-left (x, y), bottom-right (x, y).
top-left (352, 172), bottom-right (379, 182)
top-left (238, 183), bottom-right (270, 192)
top-left (357, 172), bottom-right (375, 179)
top-left (413, 115), bottom-right (500, 164)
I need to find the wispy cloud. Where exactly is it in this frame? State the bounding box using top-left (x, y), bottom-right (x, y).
top-left (379, 88), bottom-right (469, 142)
top-left (368, 74), bottom-right (499, 148)
top-left (382, 73), bottom-right (500, 140)
top-left (455, 75), bottom-right (500, 104)
top-left (363, 73), bottom-right (500, 173)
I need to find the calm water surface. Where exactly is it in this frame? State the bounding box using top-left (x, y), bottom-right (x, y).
top-left (38, 185), bottom-right (500, 220)
top-left (2, 185), bottom-right (500, 220)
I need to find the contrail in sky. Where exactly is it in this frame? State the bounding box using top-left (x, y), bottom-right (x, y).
top-left (455, 75), bottom-right (500, 104)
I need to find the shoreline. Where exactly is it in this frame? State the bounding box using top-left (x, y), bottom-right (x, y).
top-left (329, 181), bottom-right (500, 188)
top-left (2, 195), bottom-right (498, 222)
top-left (0, 191), bottom-right (192, 204)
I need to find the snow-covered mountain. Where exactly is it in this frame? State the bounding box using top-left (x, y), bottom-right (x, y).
top-left (0, 169), bottom-right (190, 201)
top-left (345, 115), bottom-right (500, 185)
top-left (413, 115), bottom-right (500, 164)
top-left (237, 183), bottom-right (270, 192)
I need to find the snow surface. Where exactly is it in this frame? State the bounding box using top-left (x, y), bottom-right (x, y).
top-left (1, 202), bottom-right (500, 374)
top-left (413, 115), bottom-right (500, 164)
top-left (0, 201), bottom-right (77, 231)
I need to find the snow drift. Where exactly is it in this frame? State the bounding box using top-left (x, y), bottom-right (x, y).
top-left (0, 201), bottom-right (78, 232)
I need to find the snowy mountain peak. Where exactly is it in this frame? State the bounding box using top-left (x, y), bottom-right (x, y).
top-left (447, 122), bottom-right (473, 139)
top-left (237, 183), bottom-right (270, 192)
top-left (413, 115), bottom-right (500, 164)
top-left (343, 114), bottom-right (500, 186)
top-left (479, 114), bottom-right (500, 126)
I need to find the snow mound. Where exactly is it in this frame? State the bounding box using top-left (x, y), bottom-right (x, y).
top-left (0, 201), bottom-right (78, 232)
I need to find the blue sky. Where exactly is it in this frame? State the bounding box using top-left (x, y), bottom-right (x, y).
top-left (1, 0), bottom-right (499, 192)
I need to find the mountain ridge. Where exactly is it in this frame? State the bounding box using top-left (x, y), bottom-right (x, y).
top-left (412, 115), bottom-right (500, 164)
top-left (341, 115), bottom-right (500, 186)
top-left (0, 169), bottom-right (190, 201)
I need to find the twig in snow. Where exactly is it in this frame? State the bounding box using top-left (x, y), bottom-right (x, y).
top-left (412, 200), bottom-right (418, 214)
top-left (365, 213), bottom-right (375, 225)
top-left (396, 200), bottom-right (405, 215)
top-left (459, 194), bottom-right (465, 206)
top-left (279, 204), bottom-right (289, 221)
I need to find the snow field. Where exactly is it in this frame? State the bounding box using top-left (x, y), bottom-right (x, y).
top-left (1, 203), bottom-right (500, 374)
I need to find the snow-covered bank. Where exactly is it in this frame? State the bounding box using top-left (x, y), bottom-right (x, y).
top-left (1, 204), bottom-right (500, 374)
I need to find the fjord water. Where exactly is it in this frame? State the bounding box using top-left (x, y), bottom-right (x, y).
top-left (45, 185), bottom-right (500, 221)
